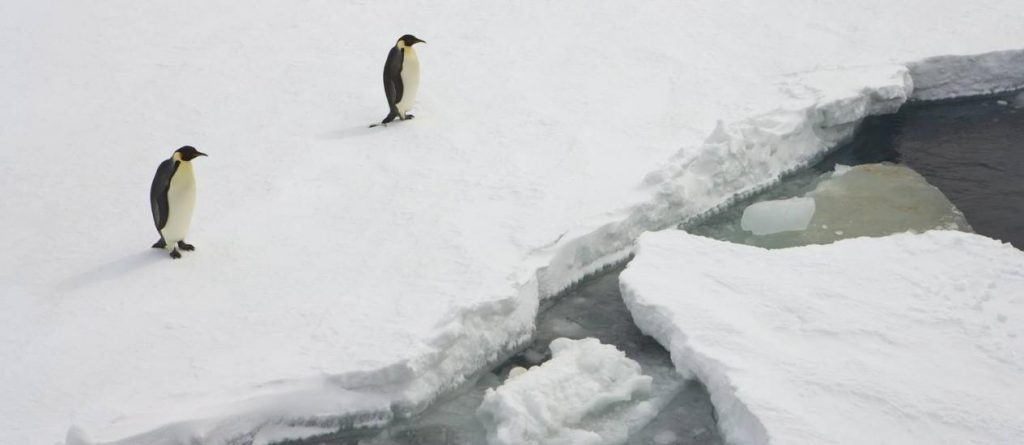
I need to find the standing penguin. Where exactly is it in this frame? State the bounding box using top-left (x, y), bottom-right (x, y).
top-left (150, 146), bottom-right (207, 259)
top-left (377, 34), bottom-right (426, 126)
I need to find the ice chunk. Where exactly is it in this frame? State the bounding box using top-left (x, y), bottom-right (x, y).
top-left (477, 338), bottom-right (653, 445)
top-left (622, 230), bottom-right (1024, 445)
top-left (740, 197), bottom-right (816, 235)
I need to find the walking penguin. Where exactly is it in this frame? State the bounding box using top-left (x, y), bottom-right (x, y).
top-left (150, 145), bottom-right (207, 259)
top-left (375, 34), bottom-right (426, 127)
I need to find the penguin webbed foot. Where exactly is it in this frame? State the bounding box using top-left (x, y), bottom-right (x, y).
top-left (169, 249), bottom-right (182, 259)
top-left (379, 111), bottom-right (399, 126)
top-left (177, 241), bottom-right (195, 251)
top-left (371, 111), bottom-right (411, 128)
top-left (152, 239), bottom-right (166, 249)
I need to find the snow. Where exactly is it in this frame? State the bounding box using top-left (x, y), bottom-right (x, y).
top-left (2, 1), bottom-right (1024, 443)
top-left (621, 230), bottom-right (1024, 445)
top-left (477, 338), bottom-right (653, 445)
top-left (739, 197), bottom-right (815, 235)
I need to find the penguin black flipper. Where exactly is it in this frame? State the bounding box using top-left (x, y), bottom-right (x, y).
top-left (150, 158), bottom-right (179, 233)
top-left (382, 46), bottom-right (405, 123)
top-left (384, 46), bottom-right (405, 104)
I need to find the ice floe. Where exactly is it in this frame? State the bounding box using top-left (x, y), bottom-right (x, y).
top-left (477, 338), bottom-right (654, 445)
top-left (621, 230), bottom-right (1024, 445)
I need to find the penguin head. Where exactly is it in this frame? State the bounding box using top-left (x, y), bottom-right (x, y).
top-left (173, 145), bottom-right (207, 162)
top-left (397, 34), bottom-right (425, 48)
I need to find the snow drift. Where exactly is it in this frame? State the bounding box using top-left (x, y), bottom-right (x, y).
top-left (621, 230), bottom-right (1024, 444)
top-left (2, 1), bottom-right (1024, 443)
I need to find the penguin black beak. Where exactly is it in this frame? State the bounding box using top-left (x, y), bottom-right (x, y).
top-left (415, 38), bottom-right (425, 45)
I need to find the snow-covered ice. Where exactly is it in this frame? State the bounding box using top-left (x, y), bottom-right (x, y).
top-left (621, 230), bottom-right (1024, 445)
top-left (908, 50), bottom-right (1024, 101)
top-left (477, 338), bottom-right (653, 445)
top-left (3, 1), bottom-right (1024, 443)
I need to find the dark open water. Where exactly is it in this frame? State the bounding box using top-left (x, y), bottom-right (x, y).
top-left (820, 91), bottom-right (1024, 248)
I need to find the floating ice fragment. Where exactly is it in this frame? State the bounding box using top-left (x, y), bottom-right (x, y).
top-left (477, 338), bottom-right (653, 445)
top-left (740, 197), bottom-right (816, 235)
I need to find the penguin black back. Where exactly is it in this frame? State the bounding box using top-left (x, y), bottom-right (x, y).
top-left (150, 158), bottom-right (178, 231)
top-left (383, 45), bottom-right (405, 109)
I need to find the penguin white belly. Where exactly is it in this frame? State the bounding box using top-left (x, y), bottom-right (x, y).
top-left (396, 49), bottom-right (420, 115)
top-left (161, 162), bottom-right (196, 247)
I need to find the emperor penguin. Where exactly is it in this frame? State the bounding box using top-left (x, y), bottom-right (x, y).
top-left (378, 34), bottom-right (426, 125)
top-left (150, 146), bottom-right (207, 259)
